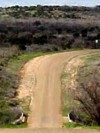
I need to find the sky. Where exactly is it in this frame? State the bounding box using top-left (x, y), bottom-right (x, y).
top-left (0, 0), bottom-right (100, 7)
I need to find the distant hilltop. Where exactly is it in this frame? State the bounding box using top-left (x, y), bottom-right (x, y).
top-left (0, 5), bottom-right (100, 19)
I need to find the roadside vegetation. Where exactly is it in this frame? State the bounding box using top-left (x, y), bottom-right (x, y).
top-left (0, 46), bottom-right (56, 127)
top-left (63, 122), bottom-right (100, 130)
top-left (0, 123), bottom-right (27, 128)
top-left (7, 51), bottom-right (57, 75)
top-left (62, 52), bottom-right (100, 129)
top-left (0, 6), bottom-right (100, 52)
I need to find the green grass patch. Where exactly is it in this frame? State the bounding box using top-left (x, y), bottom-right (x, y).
top-left (7, 51), bottom-right (57, 75)
top-left (63, 122), bottom-right (100, 130)
top-left (0, 123), bottom-right (28, 128)
top-left (61, 70), bottom-right (79, 117)
top-left (82, 53), bottom-right (100, 64)
top-left (63, 122), bottom-right (83, 128)
top-left (62, 92), bottom-right (75, 116)
top-left (61, 72), bottom-right (69, 79)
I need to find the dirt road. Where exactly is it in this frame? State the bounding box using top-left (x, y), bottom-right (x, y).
top-left (18, 50), bottom-right (100, 129)
top-left (0, 50), bottom-right (100, 133)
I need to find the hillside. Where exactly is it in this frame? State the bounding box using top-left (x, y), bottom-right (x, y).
top-left (0, 6), bottom-right (99, 51)
top-left (0, 5), bottom-right (100, 19)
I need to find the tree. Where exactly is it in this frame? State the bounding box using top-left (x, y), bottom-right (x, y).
top-left (37, 5), bottom-right (44, 16)
top-left (74, 67), bottom-right (100, 125)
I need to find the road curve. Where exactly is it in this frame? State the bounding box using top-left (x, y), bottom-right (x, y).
top-left (18, 50), bottom-right (100, 129)
top-left (0, 50), bottom-right (100, 133)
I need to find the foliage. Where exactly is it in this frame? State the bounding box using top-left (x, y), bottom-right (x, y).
top-left (63, 122), bottom-right (100, 130)
top-left (0, 123), bottom-right (27, 128)
top-left (74, 60), bottom-right (100, 125)
top-left (0, 50), bottom-right (57, 126)
top-left (0, 7), bottom-right (100, 51)
top-left (0, 47), bottom-right (20, 125)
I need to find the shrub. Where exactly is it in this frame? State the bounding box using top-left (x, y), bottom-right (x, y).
top-left (74, 66), bottom-right (100, 125)
top-left (0, 101), bottom-right (16, 125)
top-left (33, 33), bottom-right (47, 45)
top-left (71, 39), bottom-right (85, 48)
top-left (0, 46), bottom-right (20, 125)
top-left (17, 32), bottom-right (33, 44)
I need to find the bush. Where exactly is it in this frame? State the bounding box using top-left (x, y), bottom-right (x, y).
top-left (71, 39), bottom-right (85, 48)
top-left (18, 32), bottom-right (33, 44)
top-left (33, 33), bottom-right (47, 45)
top-left (74, 66), bottom-right (100, 125)
top-left (0, 101), bottom-right (15, 125)
top-left (0, 46), bottom-right (20, 125)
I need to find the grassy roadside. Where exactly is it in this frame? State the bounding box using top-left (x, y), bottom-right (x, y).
top-left (81, 53), bottom-right (100, 65)
top-left (4, 51), bottom-right (59, 128)
top-left (63, 122), bottom-right (100, 130)
top-left (0, 123), bottom-right (28, 128)
top-left (0, 51), bottom-right (58, 128)
top-left (7, 51), bottom-right (57, 76)
top-left (61, 57), bottom-right (82, 117)
top-left (61, 52), bottom-right (100, 130)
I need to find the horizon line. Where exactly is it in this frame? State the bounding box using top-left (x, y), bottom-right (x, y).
top-left (1, 4), bottom-right (100, 8)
